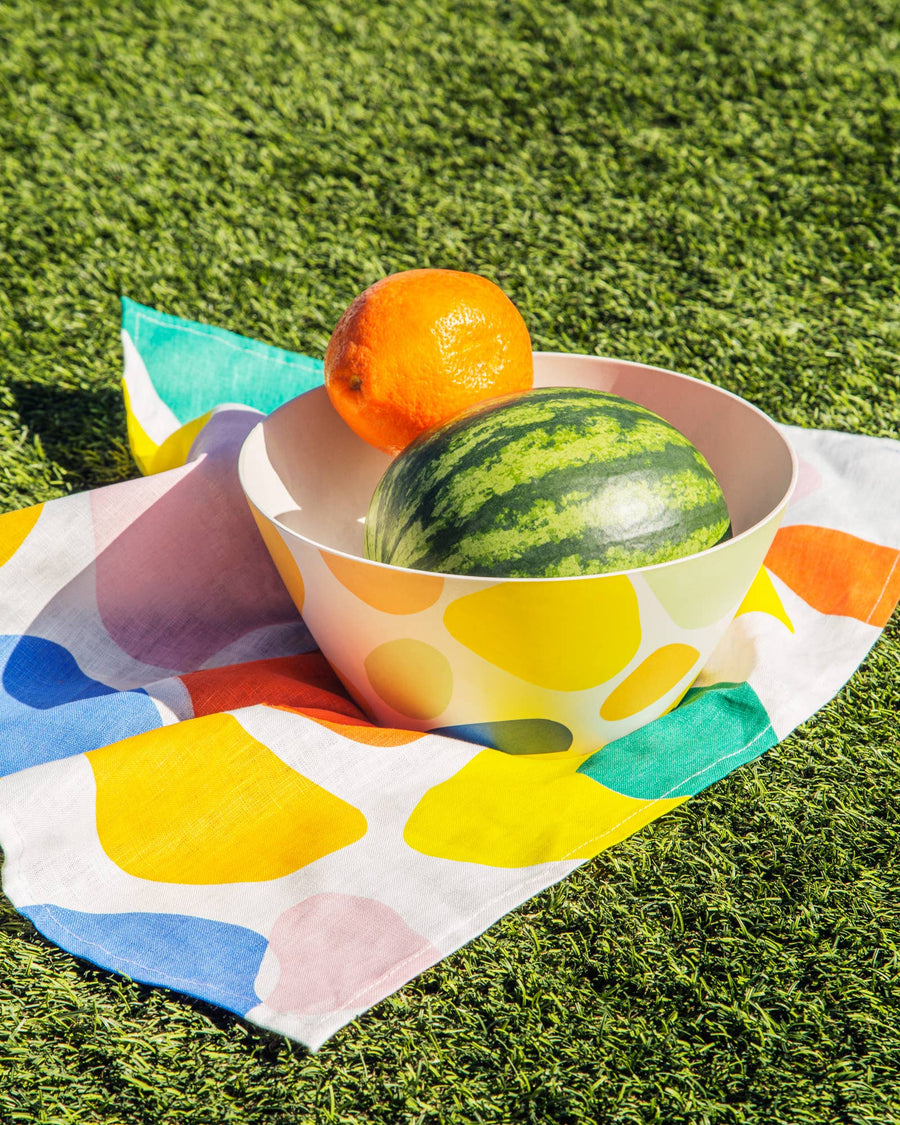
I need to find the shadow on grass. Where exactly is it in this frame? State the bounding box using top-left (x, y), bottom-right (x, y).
top-left (0, 885), bottom-right (36, 941)
top-left (7, 379), bottom-right (137, 492)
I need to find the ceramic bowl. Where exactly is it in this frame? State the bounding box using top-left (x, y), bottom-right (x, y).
top-left (238, 354), bottom-right (796, 755)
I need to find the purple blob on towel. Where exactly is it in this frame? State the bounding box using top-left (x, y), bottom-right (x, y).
top-left (90, 457), bottom-right (300, 671)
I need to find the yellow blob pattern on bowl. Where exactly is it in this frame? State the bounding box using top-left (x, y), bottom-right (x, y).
top-left (249, 502), bottom-right (306, 614)
top-left (364, 638), bottom-right (454, 720)
top-left (321, 550), bottom-right (444, 614)
top-left (442, 575), bottom-right (642, 692)
top-left (281, 531), bottom-right (787, 756)
top-left (295, 534), bottom-right (759, 754)
top-left (644, 522), bottom-right (773, 629)
top-left (599, 643), bottom-right (700, 722)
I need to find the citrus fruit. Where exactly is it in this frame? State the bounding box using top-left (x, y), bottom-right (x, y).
top-left (324, 269), bottom-right (534, 454)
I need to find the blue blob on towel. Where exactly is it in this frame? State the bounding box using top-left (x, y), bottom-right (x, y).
top-left (21, 904), bottom-right (268, 1017)
top-left (0, 635), bottom-right (161, 775)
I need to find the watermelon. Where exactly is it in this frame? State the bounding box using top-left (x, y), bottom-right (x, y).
top-left (364, 386), bottom-right (731, 578)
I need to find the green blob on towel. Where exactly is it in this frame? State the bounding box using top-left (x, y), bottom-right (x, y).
top-left (122, 297), bottom-right (324, 425)
top-left (578, 682), bottom-right (777, 800)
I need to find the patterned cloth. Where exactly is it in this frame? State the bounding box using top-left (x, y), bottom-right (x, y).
top-left (0, 298), bottom-right (897, 1050)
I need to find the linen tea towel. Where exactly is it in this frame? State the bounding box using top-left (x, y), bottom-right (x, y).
top-left (0, 297), bottom-right (897, 1050)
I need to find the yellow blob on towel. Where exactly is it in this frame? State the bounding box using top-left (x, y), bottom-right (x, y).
top-left (0, 503), bottom-right (43, 568)
top-left (87, 714), bottom-right (366, 883)
top-left (403, 748), bottom-right (684, 867)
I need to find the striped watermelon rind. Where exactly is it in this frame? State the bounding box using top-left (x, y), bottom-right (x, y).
top-left (364, 386), bottom-right (731, 578)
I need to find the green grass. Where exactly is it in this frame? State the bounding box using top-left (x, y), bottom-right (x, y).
top-left (1, 0), bottom-right (899, 1120)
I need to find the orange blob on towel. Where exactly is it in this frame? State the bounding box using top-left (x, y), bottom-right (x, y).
top-left (765, 525), bottom-right (900, 627)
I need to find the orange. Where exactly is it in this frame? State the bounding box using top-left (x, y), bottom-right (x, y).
top-left (324, 269), bottom-right (534, 454)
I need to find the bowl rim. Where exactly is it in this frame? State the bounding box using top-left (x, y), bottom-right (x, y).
top-left (238, 351), bottom-right (799, 584)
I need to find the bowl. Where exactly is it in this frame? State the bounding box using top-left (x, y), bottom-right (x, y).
top-left (238, 354), bottom-right (796, 756)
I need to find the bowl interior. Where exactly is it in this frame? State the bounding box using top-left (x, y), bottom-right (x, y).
top-left (241, 354), bottom-right (796, 566)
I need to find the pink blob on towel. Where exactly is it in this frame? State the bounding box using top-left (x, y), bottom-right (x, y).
top-left (263, 894), bottom-right (439, 1015)
top-left (789, 457), bottom-right (823, 506)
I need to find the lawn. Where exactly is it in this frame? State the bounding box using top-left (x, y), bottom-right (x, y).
top-left (1, 0), bottom-right (899, 1121)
